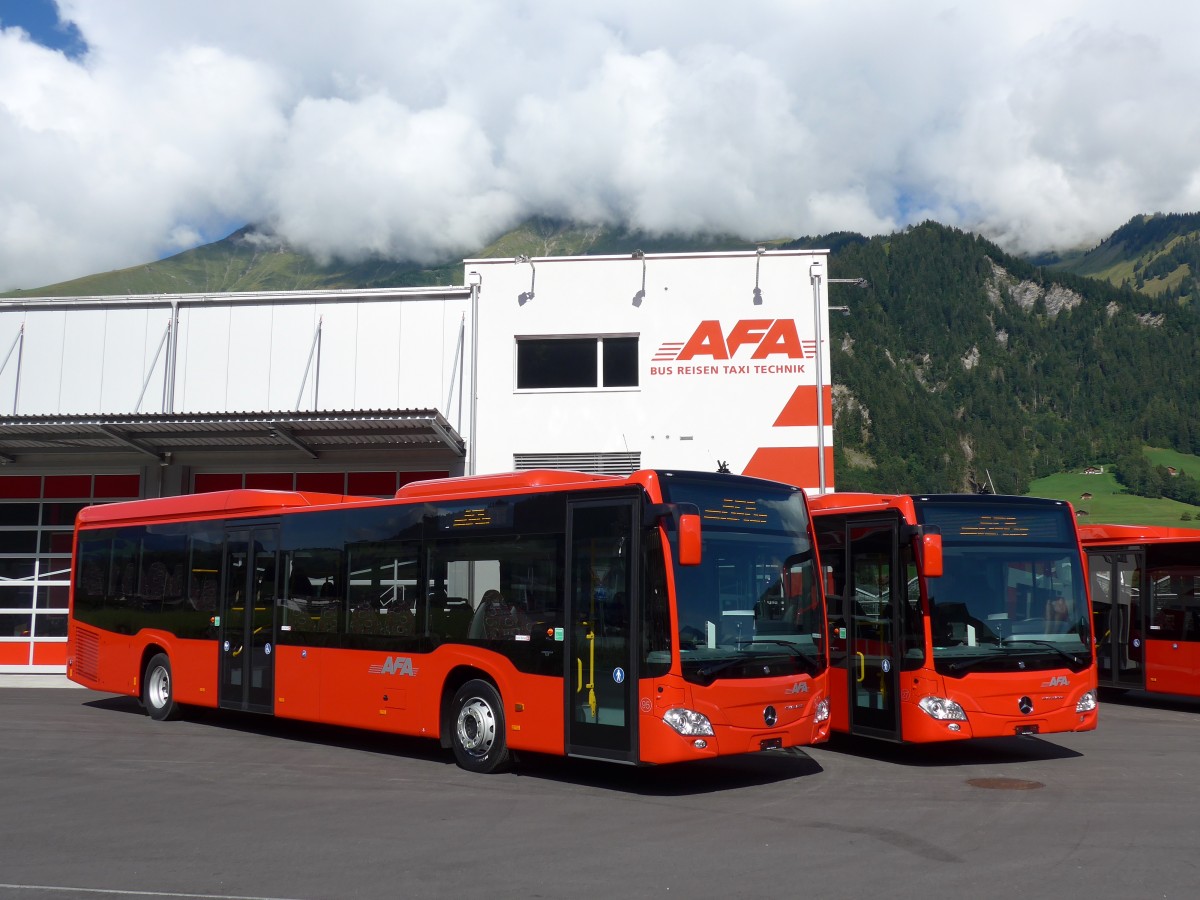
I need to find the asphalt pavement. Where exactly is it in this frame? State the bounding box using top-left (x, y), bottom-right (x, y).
top-left (0, 686), bottom-right (1196, 900)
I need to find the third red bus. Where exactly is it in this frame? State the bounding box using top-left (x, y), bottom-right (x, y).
top-left (1079, 523), bottom-right (1200, 697)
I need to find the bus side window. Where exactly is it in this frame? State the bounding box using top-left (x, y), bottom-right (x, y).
top-left (816, 526), bottom-right (848, 668)
top-left (642, 537), bottom-right (671, 677)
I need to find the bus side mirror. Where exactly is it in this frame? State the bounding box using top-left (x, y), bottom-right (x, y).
top-left (678, 513), bottom-right (702, 566)
top-left (921, 533), bottom-right (943, 578)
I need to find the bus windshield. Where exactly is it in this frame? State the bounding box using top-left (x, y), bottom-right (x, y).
top-left (659, 475), bottom-right (824, 686)
top-left (918, 500), bottom-right (1092, 676)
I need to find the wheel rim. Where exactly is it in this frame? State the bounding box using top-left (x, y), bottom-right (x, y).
top-left (456, 696), bottom-right (496, 758)
top-left (148, 665), bottom-right (170, 710)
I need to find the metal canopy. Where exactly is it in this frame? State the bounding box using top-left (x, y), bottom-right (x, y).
top-left (0, 409), bottom-right (465, 464)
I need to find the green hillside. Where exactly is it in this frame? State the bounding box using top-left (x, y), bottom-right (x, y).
top-left (1041, 212), bottom-right (1200, 304)
top-left (1028, 465), bottom-right (1200, 529)
top-left (1144, 446), bottom-right (1200, 477)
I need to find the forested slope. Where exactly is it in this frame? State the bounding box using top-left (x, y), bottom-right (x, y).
top-left (822, 223), bottom-right (1200, 493)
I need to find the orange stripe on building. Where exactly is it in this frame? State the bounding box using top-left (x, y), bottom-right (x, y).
top-left (772, 385), bottom-right (833, 427)
top-left (742, 446), bottom-right (836, 489)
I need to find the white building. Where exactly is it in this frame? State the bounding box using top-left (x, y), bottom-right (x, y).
top-left (0, 248), bottom-right (833, 672)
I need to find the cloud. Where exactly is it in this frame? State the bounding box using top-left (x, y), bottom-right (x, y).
top-left (1, 0), bottom-right (1199, 289)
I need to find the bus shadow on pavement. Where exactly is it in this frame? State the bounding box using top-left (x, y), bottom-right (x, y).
top-left (510, 747), bottom-right (823, 795)
top-left (80, 693), bottom-right (823, 791)
top-left (817, 731), bottom-right (1083, 767)
top-left (195, 706), bottom-right (453, 764)
top-left (84, 695), bottom-right (145, 715)
top-left (1098, 689), bottom-right (1200, 715)
top-left (83, 694), bottom-right (453, 765)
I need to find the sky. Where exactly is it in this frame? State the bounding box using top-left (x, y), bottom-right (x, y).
top-left (1, 1), bottom-right (1199, 292)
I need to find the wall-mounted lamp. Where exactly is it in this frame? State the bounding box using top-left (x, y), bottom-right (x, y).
top-left (752, 246), bottom-right (766, 305)
top-left (515, 254), bottom-right (536, 305)
top-left (632, 249), bottom-right (646, 307)
top-left (825, 277), bottom-right (868, 317)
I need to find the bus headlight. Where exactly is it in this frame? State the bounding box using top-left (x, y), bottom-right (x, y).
top-left (814, 697), bottom-right (830, 723)
top-left (662, 707), bottom-right (715, 736)
top-left (1075, 691), bottom-right (1098, 713)
top-left (918, 696), bottom-right (968, 721)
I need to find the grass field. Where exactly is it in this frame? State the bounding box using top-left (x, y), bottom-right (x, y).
top-left (1028, 462), bottom-right (1200, 529)
top-left (1144, 446), bottom-right (1200, 476)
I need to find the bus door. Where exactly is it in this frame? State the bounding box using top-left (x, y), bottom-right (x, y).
top-left (1086, 549), bottom-right (1143, 689)
top-left (564, 498), bottom-right (637, 763)
top-left (846, 518), bottom-right (902, 739)
top-left (219, 525), bottom-right (280, 713)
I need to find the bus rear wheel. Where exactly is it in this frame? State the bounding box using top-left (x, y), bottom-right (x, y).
top-left (143, 653), bottom-right (181, 721)
top-left (451, 679), bottom-right (511, 774)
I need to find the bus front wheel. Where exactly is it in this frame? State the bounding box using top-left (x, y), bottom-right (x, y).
top-left (450, 679), bottom-right (511, 774)
top-left (143, 653), bottom-right (181, 721)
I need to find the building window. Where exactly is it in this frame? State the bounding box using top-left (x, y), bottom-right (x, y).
top-left (0, 473), bottom-right (140, 670)
top-left (516, 336), bottom-right (638, 390)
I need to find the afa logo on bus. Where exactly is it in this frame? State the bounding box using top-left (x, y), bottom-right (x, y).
top-left (652, 319), bottom-right (817, 366)
top-left (369, 656), bottom-right (420, 676)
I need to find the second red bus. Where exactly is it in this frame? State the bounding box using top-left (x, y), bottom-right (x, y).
top-left (809, 492), bottom-right (1099, 742)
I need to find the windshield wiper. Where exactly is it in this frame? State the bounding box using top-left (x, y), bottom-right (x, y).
top-left (742, 640), bottom-right (823, 674)
top-left (943, 651), bottom-right (1013, 674)
top-left (1002, 639), bottom-right (1085, 667)
top-left (695, 646), bottom-right (820, 679)
top-left (942, 640), bottom-right (1085, 674)
top-left (739, 639), bottom-right (802, 652)
top-left (695, 657), bottom-right (750, 679)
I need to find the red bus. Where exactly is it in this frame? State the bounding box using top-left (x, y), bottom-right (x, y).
top-left (1078, 523), bottom-right (1200, 697)
top-left (67, 469), bottom-right (829, 772)
top-left (808, 492), bottom-right (1098, 742)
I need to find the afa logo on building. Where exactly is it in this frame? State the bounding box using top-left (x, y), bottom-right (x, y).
top-left (651, 319), bottom-right (816, 376)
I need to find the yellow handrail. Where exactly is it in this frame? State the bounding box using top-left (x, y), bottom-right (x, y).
top-left (587, 622), bottom-right (597, 721)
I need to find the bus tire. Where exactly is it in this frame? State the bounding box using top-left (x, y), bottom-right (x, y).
top-left (143, 653), bottom-right (181, 721)
top-left (450, 679), bottom-right (511, 774)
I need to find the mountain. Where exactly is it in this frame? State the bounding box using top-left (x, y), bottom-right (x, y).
top-left (822, 223), bottom-right (1199, 495)
top-left (1, 226), bottom-right (463, 297)
top-left (5, 216), bottom-right (1200, 500)
top-left (1036, 211), bottom-right (1200, 305)
top-left (0, 219), bottom-right (759, 298)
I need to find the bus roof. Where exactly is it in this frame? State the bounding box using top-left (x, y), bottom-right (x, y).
top-left (807, 492), bottom-right (917, 519)
top-left (74, 470), bottom-right (662, 529)
top-left (1077, 523), bottom-right (1200, 545)
top-left (394, 469), bottom-right (621, 500)
top-left (76, 489), bottom-right (359, 527)
top-left (73, 469), bottom-right (802, 531)
top-left (807, 492), bottom-right (1072, 521)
